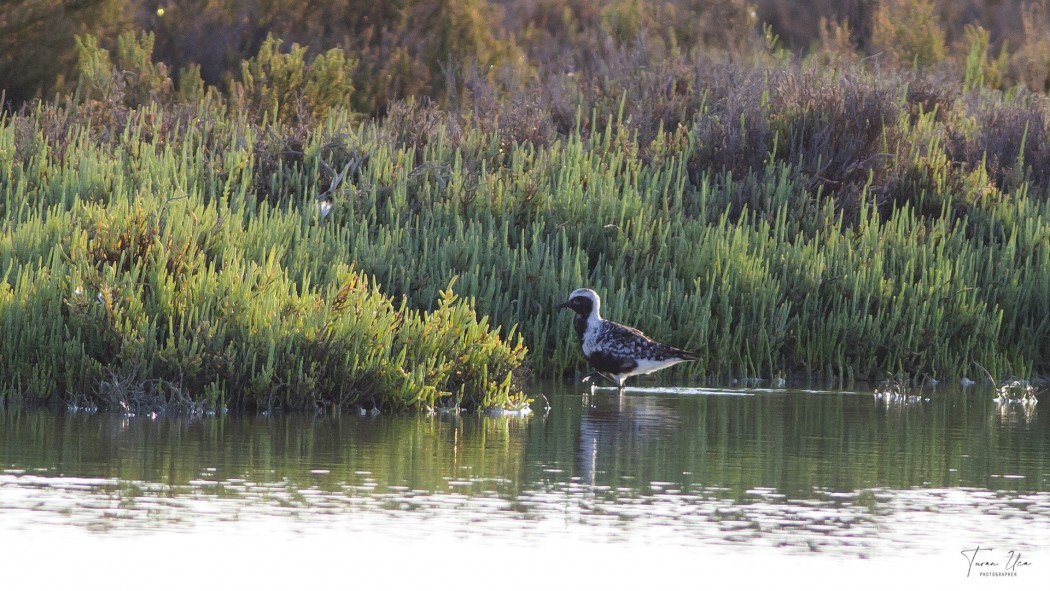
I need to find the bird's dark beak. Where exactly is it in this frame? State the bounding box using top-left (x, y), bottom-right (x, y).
top-left (555, 300), bottom-right (571, 310)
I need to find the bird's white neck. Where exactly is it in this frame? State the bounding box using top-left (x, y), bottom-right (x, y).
top-left (579, 311), bottom-right (603, 356)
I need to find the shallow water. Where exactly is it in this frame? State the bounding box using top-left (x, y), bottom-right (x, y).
top-left (2, 383), bottom-right (1049, 586)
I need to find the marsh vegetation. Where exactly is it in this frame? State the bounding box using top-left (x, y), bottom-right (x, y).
top-left (2, 1), bottom-right (1050, 410)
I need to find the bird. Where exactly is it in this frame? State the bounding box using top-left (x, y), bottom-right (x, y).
top-left (555, 288), bottom-right (700, 393)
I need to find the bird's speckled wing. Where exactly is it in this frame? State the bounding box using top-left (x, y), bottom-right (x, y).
top-left (596, 321), bottom-right (697, 361)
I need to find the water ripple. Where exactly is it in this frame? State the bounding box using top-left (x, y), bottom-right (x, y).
top-left (2, 472), bottom-right (1047, 558)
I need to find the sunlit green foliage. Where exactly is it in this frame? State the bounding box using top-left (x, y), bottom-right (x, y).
top-left (230, 35), bottom-right (358, 126)
top-left (0, 89), bottom-right (527, 412)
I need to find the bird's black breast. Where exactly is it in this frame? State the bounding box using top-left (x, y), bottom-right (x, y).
top-left (573, 314), bottom-right (588, 344)
top-left (585, 351), bottom-right (638, 375)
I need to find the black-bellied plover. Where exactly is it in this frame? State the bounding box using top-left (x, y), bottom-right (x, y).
top-left (556, 288), bottom-right (699, 393)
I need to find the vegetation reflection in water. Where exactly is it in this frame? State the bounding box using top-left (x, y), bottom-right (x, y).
top-left (1, 384), bottom-right (1048, 557)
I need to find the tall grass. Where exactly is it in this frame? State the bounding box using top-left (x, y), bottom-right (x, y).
top-left (0, 96), bottom-right (527, 412)
top-left (3, 27), bottom-right (1050, 412)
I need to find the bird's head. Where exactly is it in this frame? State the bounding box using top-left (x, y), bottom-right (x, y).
top-left (555, 288), bottom-right (601, 318)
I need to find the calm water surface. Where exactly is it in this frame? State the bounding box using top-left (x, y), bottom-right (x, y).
top-left (2, 383), bottom-right (1049, 586)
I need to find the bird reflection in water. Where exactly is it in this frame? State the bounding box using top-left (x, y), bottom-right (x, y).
top-left (574, 390), bottom-right (682, 485)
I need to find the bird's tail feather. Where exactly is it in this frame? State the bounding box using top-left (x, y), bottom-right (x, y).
top-left (676, 349), bottom-right (701, 361)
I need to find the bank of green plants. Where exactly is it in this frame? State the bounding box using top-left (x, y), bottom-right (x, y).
top-left (4, 12), bottom-right (1050, 411)
top-left (0, 38), bottom-right (528, 412)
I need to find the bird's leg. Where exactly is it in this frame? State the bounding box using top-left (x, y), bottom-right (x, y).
top-left (581, 371), bottom-right (616, 385)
